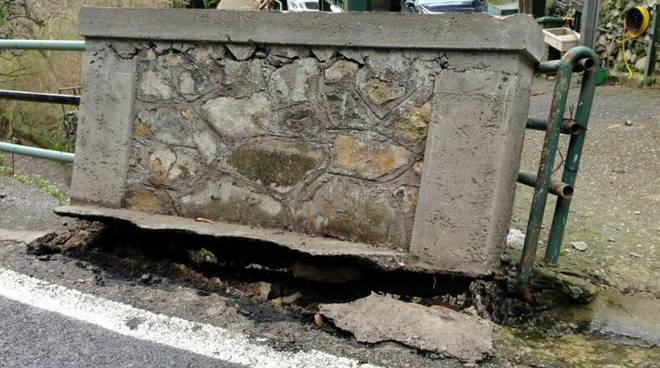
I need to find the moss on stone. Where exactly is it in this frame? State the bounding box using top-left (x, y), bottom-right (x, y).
top-left (366, 79), bottom-right (405, 105)
top-left (176, 164), bottom-right (191, 179)
top-left (227, 144), bottom-right (319, 188)
top-left (396, 102), bottom-right (432, 143)
top-left (134, 122), bottom-right (151, 138)
top-left (494, 326), bottom-right (660, 366)
top-left (316, 199), bottom-right (392, 245)
top-left (125, 190), bottom-right (161, 213)
top-left (532, 265), bottom-right (598, 304)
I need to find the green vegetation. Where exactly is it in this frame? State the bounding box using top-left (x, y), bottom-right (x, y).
top-left (643, 76), bottom-right (657, 87)
top-left (0, 153), bottom-right (67, 203)
top-left (0, 1), bottom-right (184, 151)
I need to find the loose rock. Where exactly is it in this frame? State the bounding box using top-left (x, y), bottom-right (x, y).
top-left (570, 241), bottom-right (589, 252)
top-left (506, 229), bottom-right (526, 249)
top-left (258, 282), bottom-right (272, 301)
top-left (319, 293), bottom-right (493, 362)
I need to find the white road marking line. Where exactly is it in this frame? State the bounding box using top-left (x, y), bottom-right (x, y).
top-left (0, 267), bottom-right (380, 368)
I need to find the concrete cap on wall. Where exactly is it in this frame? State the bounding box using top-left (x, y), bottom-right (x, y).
top-left (78, 8), bottom-right (544, 63)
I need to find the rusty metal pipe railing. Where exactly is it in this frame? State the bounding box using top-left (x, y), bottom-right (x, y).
top-left (518, 46), bottom-right (598, 302)
top-left (526, 117), bottom-right (582, 135)
top-left (545, 52), bottom-right (599, 264)
top-left (517, 171), bottom-right (574, 199)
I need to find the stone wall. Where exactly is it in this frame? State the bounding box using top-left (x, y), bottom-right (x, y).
top-left (124, 43), bottom-right (437, 250)
top-left (597, 0), bottom-right (659, 73)
top-left (68, 9), bottom-right (543, 275)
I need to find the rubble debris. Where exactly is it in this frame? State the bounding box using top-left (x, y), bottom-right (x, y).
top-left (187, 248), bottom-right (218, 265)
top-left (532, 265), bottom-right (598, 304)
top-left (139, 273), bottom-right (162, 285)
top-left (319, 293), bottom-right (493, 363)
top-left (469, 280), bottom-right (507, 321)
top-left (258, 282), bottom-right (273, 301)
top-left (209, 277), bottom-right (224, 287)
top-left (314, 313), bottom-right (324, 328)
top-left (281, 292), bottom-right (302, 305)
top-left (25, 222), bottom-right (105, 255)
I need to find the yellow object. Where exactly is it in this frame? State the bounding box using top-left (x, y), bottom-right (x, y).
top-left (620, 34), bottom-right (634, 79)
top-left (625, 6), bottom-right (651, 38)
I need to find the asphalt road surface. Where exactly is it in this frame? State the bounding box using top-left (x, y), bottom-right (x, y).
top-left (0, 265), bottom-right (382, 368)
top-left (0, 295), bottom-right (242, 368)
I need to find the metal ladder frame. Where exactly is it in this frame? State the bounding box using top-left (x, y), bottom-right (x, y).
top-left (517, 46), bottom-right (599, 302)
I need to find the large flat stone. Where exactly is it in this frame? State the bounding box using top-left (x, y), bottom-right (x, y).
top-left (319, 293), bottom-right (493, 362)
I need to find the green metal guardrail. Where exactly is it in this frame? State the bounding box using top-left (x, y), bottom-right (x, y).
top-left (517, 46), bottom-right (598, 302)
top-left (0, 39), bottom-right (86, 51)
top-left (0, 142), bottom-right (74, 163)
top-left (0, 40), bottom-right (85, 163)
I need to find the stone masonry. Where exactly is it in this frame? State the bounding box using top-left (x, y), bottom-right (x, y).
top-left (66, 9), bottom-right (543, 276)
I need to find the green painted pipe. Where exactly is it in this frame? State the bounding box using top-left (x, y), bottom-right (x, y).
top-left (0, 39), bottom-right (85, 51)
top-left (545, 49), bottom-right (599, 264)
top-left (0, 40), bottom-right (82, 164)
top-left (0, 142), bottom-right (74, 163)
top-left (536, 60), bottom-right (562, 74)
top-left (518, 46), bottom-right (598, 302)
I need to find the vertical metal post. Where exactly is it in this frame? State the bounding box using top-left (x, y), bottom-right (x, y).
top-left (580, 0), bottom-right (601, 49)
top-left (644, 4), bottom-right (659, 78)
top-left (519, 0), bottom-right (532, 15)
top-left (531, 0), bottom-right (545, 18)
top-left (518, 59), bottom-right (573, 302)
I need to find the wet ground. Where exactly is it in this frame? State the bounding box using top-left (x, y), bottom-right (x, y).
top-left (0, 80), bottom-right (658, 367)
top-left (505, 80), bottom-right (660, 366)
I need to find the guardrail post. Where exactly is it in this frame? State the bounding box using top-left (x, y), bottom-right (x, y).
top-left (518, 46), bottom-right (598, 302)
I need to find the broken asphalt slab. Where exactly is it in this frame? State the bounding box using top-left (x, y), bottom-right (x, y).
top-left (319, 293), bottom-right (493, 363)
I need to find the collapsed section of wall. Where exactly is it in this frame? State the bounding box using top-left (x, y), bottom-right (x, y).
top-left (67, 9), bottom-right (543, 276)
